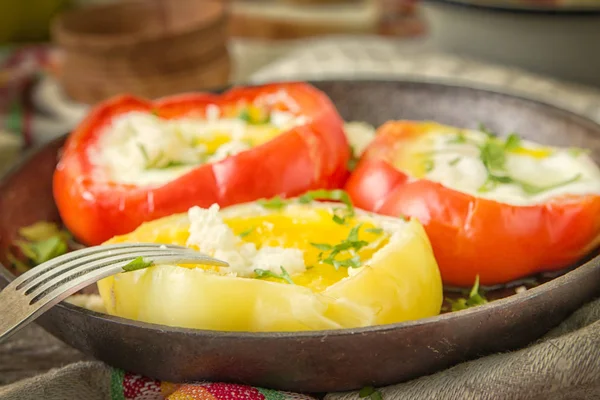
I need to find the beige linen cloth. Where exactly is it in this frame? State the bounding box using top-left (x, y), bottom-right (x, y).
top-left (1, 297), bottom-right (599, 400)
top-left (1, 36), bottom-right (600, 399)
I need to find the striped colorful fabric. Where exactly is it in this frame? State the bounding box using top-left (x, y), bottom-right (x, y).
top-left (110, 370), bottom-right (318, 400)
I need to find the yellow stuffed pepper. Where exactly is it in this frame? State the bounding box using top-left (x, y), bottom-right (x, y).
top-left (97, 191), bottom-right (443, 332)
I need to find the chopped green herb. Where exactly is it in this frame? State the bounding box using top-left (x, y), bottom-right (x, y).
top-left (399, 214), bottom-right (409, 222)
top-left (150, 109), bottom-right (159, 117)
top-left (348, 145), bottom-right (360, 171)
top-left (310, 243), bottom-right (333, 251)
top-left (332, 255), bottom-right (361, 269)
top-left (299, 190), bottom-right (354, 212)
top-left (18, 221), bottom-right (64, 242)
top-left (332, 213), bottom-right (346, 225)
top-left (138, 144), bottom-right (150, 163)
top-left (238, 108), bottom-right (270, 125)
top-left (479, 139), bottom-right (506, 172)
top-left (478, 123), bottom-right (497, 137)
top-left (504, 133), bottom-right (522, 150)
top-left (123, 256), bottom-right (154, 272)
top-left (254, 266), bottom-right (295, 284)
top-left (446, 275), bottom-right (488, 312)
top-left (9, 221), bottom-right (71, 270)
top-left (299, 189), bottom-right (355, 224)
top-left (449, 157), bottom-right (461, 166)
top-left (423, 159), bottom-right (434, 173)
top-left (447, 132), bottom-right (467, 144)
top-left (312, 224), bottom-right (368, 270)
top-left (239, 227), bottom-right (255, 239)
top-left (567, 147), bottom-right (589, 157)
top-left (359, 386), bottom-right (383, 400)
top-left (258, 196), bottom-right (287, 210)
top-left (147, 160), bottom-right (191, 170)
top-left (365, 228), bottom-right (383, 235)
top-left (517, 173), bottom-right (582, 195)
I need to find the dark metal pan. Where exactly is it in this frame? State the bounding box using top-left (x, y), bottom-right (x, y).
top-left (1, 80), bottom-right (599, 393)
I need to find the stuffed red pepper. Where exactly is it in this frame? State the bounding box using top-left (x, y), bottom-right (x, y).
top-left (346, 121), bottom-right (600, 286)
top-left (54, 82), bottom-right (349, 245)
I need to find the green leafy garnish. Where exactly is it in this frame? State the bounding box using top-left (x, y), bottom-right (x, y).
top-left (8, 221), bottom-right (71, 271)
top-left (447, 132), bottom-right (467, 144)
top-left (311, 224), bottom-right (368, 270)
top-left (258, 196), bottom-right (287, 210)
top-left (517, 174), bottom-right (582, 195)
top-left (138, 144), bottom-right (150, 163)
top-left (477, 132), bottom-right (580, 195)
top-left (567, 147), bottom-right (590, 157)
top-left (359, 386), bottom-right (383, 400)
top-left (299, 189), bottom-right (355, 224)
top-left (446, 275), bottom-right (488, 312)
top-left (138, 145), bottom-right (191, 170)
top-left (123, 256), bottom-right (154, 272)
top-left (299, 189), bottom-right (354, 212)
top-left (238, 108), bottom-right (270, 125)
top-left (399, 214), bottom-right (409, 222)
top-left (478, 123), bottom-right (497, 137)
top-left (332, 213), bottom-right (346, 225)
top-left (150, 109), bottom-right (159, 117)
top-left (348, 145), bottom-right (360, 171)
top-left (423, 159), bottom-right (434, 173)
top-left (239, 227), bottom-right (255, 238)
top-left (504, 133), bottom-right (522, 150)
top-left (365, 228), bottom-right (383, 235)
top-left (449, 157), bottom-right (461, 166)
top-left (254, 266), bottom-right (295, 284)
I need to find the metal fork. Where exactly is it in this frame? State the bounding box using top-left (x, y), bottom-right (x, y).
top-left (0, 243), bottom-right (227, 342)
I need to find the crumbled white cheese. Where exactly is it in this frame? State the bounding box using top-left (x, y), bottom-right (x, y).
top-left (422, 130), bottom-right (600, 206)
top-left (90, 108), bottom-right (305, 187)
top-left (186, 205), bottom-right (306, 278)
top-left (253, 246), bottom-right (306, 276)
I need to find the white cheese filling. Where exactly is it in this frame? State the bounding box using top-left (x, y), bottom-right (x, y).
top-left (89, 107), bottom-right (302, 187)
top-left (421, 129), bottom-right (600, 206)
top-left (186, 204), bottom-right (307, 278)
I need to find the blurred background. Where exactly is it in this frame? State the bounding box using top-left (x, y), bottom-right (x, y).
top-left (1, 0), bottom-right (600, 172)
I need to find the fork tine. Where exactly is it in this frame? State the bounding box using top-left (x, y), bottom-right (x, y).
top-left (19, 246), bottom-right (208, 294)
top-left (26, 250), bottom-right (214, 300)
top-left (0, 251), bottom-right (217, 341)
top-left (11, 243), bottom-right (191, 288)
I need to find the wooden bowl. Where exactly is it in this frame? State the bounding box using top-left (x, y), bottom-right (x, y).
top-left (51, 0), bottom-right (230, 104)
top-left (1, 80), bottom-right (599, 392)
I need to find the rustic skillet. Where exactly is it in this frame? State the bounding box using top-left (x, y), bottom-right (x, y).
top-left (1, 80), bottom-right (600, 392)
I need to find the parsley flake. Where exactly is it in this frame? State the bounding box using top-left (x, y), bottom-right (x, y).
top-left (446, 275), bottom-right (488, 312)
top-left (478, 123), bottom-right (497, 137)
top-left (449, 157), bottom-right (461, 166)
top-left (423, 159), bottom-right (434, 173)
top-left (254, 266), bottom-right (295, 284)
top-left (311, 224), bottom-right (368, 270)
top-left (123, 256), bottom-right (154, 272)
top-left (258, 196), bottom-right (287, 210)
top-left (504, 133), bottom-right (522, 150)
top-left (239, 227), bottom-right (255, 238)
top-left (9, 221), bottom-right (71, 271)
top-left (365, 228), bottom-right (383, 235)
top-left (359, 386), bottom-right (383, 400)
top-left (299, 189), bottom-right (355, 224)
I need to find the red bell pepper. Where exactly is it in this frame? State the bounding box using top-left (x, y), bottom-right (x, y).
top-left (345, 121), bottom-right (600, 287)
top-left (54, 82), bottom-right (349, 246)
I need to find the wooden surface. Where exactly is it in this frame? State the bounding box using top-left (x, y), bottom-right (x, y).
top-left (0, 324), bottom-right (90, 386)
